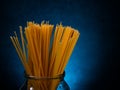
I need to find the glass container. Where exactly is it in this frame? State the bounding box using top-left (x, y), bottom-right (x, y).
top-left (20, 71), bottom-right (70, 90)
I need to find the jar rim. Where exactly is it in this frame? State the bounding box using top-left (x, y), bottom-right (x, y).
top-left (24, 71), bottom-right (65, 80)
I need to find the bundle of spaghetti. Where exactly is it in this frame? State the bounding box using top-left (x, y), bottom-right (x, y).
top-left (10, 21), bottom-right (80, 90)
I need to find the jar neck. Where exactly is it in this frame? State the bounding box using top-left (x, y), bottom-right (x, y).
top-left (24, 71), bottom-right (65, 81)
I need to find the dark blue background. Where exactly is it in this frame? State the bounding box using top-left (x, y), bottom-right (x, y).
top-left (0, 0), bottom-right (116, 89)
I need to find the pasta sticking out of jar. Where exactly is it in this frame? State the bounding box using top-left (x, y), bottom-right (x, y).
top-left (10, 21), bottom-right (80, 90)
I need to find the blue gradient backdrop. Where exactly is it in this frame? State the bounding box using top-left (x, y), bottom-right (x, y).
top-left (0, 0), bottom-right (114, 90)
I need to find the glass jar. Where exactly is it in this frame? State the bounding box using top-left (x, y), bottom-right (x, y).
top-left (20, 71), bottom-right (70, 90)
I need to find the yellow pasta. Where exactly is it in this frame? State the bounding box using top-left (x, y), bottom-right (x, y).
top-left (10, 21), bottom-right (80, 90)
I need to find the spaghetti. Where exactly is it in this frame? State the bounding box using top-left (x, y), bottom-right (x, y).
top-left (10, 21), bottom-right (80, 90)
